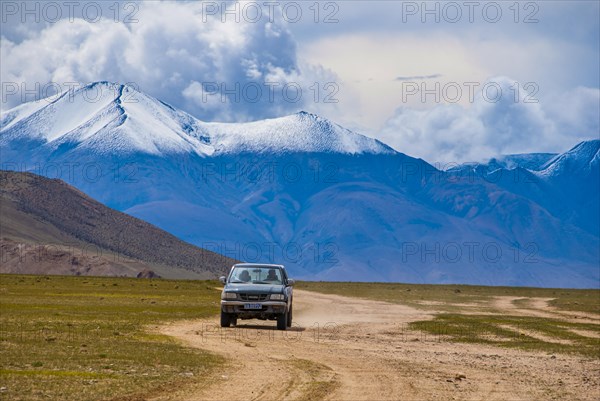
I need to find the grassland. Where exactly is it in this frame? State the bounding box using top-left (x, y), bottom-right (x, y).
top-left (0, 274), bottom-right (223, 401)
top-left (296, 281), bottom-right (600, 313)
top-left (2, 275), bottom-right (598, 400)
top-left (297, 281), bottom-right (600, 358)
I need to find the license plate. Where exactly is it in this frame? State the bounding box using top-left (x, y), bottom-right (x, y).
top-left (244, 303), bottom-right (262, 309)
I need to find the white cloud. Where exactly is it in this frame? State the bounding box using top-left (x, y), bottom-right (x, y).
top-left (300, 33), bottom-right (489, 130)
top-left (0, 1), bottom-right (336, 122)
top-left (378, 77), bottom-right (599, 163)
top-left (300, 28), bottom-right (599, 133)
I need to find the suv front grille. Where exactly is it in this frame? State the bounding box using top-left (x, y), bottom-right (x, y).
top-left (239, 293), bottom-right (269, 301)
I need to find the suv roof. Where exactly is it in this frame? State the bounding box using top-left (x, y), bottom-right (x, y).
top-left (233, 263), bottom-right (285, 269)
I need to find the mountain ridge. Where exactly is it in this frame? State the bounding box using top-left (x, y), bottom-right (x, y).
top-left (0, 81), bottom-right (393, 157)
top-left (1, 82), bottom-right (598, 287)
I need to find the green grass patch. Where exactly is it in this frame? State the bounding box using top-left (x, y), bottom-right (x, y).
top-left (0, 369), bottom-right (113, 378)
top-left (549, 290), bottom-right (600, 315)
top-left (409, 314), bottom-right (600, 358)
top-left (296, 281), bottom-right (600, 314)
top-left (0, 274), bottom-right (224, 401)
top-left (297, 281), bottom-right (600, 358)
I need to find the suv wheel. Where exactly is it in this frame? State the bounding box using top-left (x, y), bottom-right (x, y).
top-left (287, 305), bottom-right (293, 327)
top-left (220, 311), bottom-right (231, 328)
top-left (277, 310), bottom-right (288, 331)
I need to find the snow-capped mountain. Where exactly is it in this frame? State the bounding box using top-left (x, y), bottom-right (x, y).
top-left (1, 82), bottom-right (598, 288)
top-left (538, 140), bottom-right (599, 178)
top-left (1, 82), bottom-right (212, 156)
top-left (0, 82), bottom-right (391, 157)
top-left (446, 140), bottom-right (600, 237)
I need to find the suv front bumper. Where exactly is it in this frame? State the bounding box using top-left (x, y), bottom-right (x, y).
top-left (221, 300), bottom-right (287, 315)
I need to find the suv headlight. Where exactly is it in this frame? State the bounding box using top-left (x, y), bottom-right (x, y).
top-left (270, 294), bottom-right (285, 301)
top-left (221, 292), bottom-right (237, 300)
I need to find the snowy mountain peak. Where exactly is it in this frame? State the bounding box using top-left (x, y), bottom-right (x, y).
top-left (1, 81), bottom-right (395, 157)
top-left (0, 81), bottom-right (213, 156)
top-left (489, 153), bottom-right (558, 171)
top-left (540, 139), bottom-right (600, 177)
top-left (293, 110), bottom-right (323, 122)
top-left (203, 110), bottom-right (394, 155)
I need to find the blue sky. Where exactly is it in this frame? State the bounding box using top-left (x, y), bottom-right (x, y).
top-left (1, 0), bottom-right (598, 162)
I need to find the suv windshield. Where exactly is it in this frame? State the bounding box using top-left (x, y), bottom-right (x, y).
top-left (229, 267), bottom-right (283, 284)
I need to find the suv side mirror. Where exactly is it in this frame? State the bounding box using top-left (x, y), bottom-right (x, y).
top-left (287, 279), bottom-right (295, 286)
top-left (219, 276), bottom-right (226, 284)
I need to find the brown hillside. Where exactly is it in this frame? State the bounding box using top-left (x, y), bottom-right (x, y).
top-left (0, 170), bottom-right (236, 278)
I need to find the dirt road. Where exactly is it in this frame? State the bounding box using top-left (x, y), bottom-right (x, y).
top-left (154, 290), bottom-right (599, 401)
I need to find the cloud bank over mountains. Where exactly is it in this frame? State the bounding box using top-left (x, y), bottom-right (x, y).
top-left (379, 78), bottom-right (600, 163)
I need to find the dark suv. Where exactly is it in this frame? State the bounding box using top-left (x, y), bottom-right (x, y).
top-left (219, 263), bottom-right (295, 330)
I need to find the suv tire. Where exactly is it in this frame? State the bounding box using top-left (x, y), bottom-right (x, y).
top-left (220, 311), bottom-right (231, 328)
top-left (277, 310), bottom-right (288, 331)
top-left (287, 305), bottom-right (293, 327)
